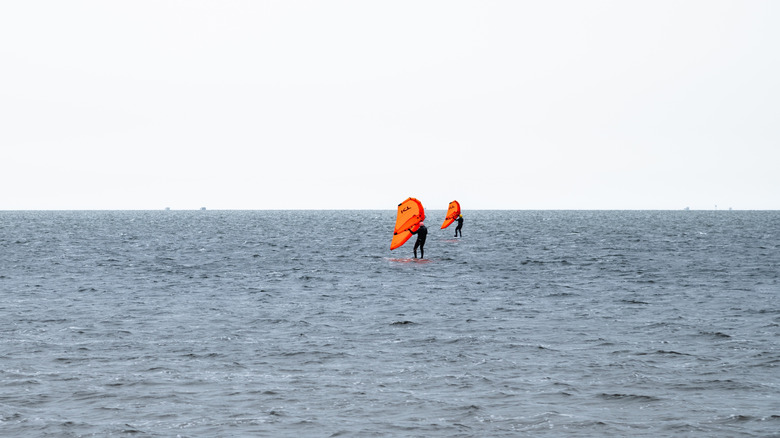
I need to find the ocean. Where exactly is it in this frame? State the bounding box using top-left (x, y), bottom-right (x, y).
top-left (1, 210), bottom-right (778, 437)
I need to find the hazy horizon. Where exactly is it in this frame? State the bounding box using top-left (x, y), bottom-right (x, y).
top-left (2, 207), bottom-right (771, 212)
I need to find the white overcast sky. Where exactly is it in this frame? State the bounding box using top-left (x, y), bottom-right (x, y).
top-left (2, 1), bottom-right (778, 210)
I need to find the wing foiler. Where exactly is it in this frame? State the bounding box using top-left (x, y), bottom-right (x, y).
top-left (441, 200), bottom-right (461, 229)
top-left (390, 197), bottom-right (425, 250)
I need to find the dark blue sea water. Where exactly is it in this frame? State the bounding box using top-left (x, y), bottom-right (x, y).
top-left (1, 210), bottom-right (779, 437)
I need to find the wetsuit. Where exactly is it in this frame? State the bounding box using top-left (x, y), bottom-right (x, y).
top-left (410, 224), bottom-right (427, 258)
top-left (454, 216), bottom-right (463, 237)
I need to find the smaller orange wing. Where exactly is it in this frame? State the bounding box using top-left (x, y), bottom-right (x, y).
top-left (440, 200), bottom-right (461, 229)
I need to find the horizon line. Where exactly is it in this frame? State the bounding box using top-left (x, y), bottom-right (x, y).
top-left (1, 208), bottom-right (776, 212)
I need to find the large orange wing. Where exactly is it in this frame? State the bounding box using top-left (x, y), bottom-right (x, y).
top-left (390, 197), bottom-right (425, 250)
top-left (440, 200), bottom-right (461, 229)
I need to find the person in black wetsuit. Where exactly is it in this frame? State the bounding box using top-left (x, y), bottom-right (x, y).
top-left (409, 222), bottom-right (428, 259)
top-left (454, 214), bottom-right (463, 237)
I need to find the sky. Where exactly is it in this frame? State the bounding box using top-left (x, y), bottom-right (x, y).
top-left (2, 0), bottom-right (778, 210)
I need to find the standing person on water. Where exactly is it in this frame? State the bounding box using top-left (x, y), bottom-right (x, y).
top-left (454, 214), bottom-right (463, 237)
top-left (410, 222), bottom-right (428, 259)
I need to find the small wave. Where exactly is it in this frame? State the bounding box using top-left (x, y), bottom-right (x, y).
top-left (655, 350), bottom-right (692, 356)
top-left (712, 414), bottom-right (756, 424)
top-left (598, 393), bottom-right (661, 402)
top-left (520, 259), bottom-right (571, 265)
top-left (181, 352), bottom-right (222, 359)
top-left (699, 330), bottom-right (731, 338)
top-left (547, 292), bottom-right (578, 297)
top-left (120, 425), bottom-right (144, 434)
top-left (637, 350), bottom-right (692, 357)
top-left (4, 378), bottom-right (41, 386)
top-left (620, 299), bottom-right (650, 305)
top-left (752, 357), bottom-right (780, 367)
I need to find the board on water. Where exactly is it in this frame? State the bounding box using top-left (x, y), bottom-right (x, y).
top-left (387, 257), bottom-right (433, 264)
top-left (390, 197), bottom-right (425, 250)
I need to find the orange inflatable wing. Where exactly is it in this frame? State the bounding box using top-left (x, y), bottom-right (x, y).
top-left (441, 200), bottom-right (461, 229)
top-left (390, 197), bottom-right (425, 250)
